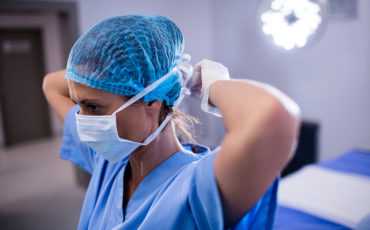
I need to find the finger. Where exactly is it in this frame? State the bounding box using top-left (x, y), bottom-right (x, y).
top-left (186, 68), bottom-right (201, 89)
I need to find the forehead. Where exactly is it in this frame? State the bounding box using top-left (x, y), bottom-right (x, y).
top-left (67, 79), bottom-right (120, 102)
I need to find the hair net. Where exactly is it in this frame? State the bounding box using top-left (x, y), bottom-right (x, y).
top-left (65, 15), bottom-right (184, 106)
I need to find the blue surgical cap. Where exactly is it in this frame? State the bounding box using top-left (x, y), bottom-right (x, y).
top-left (65, 15), bottom-right (184, 106)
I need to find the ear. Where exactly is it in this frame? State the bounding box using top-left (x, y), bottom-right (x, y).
top-left (145, 100), bottom-right (162, 115)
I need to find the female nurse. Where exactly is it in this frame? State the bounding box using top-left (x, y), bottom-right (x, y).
top-left (42, 15), bottom-right (300, 229)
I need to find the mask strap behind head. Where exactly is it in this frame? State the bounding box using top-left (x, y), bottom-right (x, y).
top-left (112, 54), bottom-right (193, 116)
top-left (112, 67), bottom-right (178, 115)
top-left (142, 87), bottom-right (187, 145)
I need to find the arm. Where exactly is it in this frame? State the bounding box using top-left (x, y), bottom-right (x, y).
top-left (42, 70), bottom-right (75, 123)
top-left (195, 60), bottom-right (301, 227)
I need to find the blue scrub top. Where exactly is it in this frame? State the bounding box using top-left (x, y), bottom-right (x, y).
top-left (60, 105), bottom-right (278, 230)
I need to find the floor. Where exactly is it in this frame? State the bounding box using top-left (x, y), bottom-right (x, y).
top-left (0, 136), bottom-right (86, 230)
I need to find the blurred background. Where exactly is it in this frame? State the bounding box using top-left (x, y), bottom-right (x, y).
top-left (0, 0), bottom-right (369, 229)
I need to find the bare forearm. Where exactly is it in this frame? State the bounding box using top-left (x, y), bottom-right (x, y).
top-left (210, 79), bottom-right (301, 226)
top-left (210, 79), bottom-right (300, 165)
top-left (210, 79), bottom-right (300, 147)
top-left (42, 70), bottom-right (74, 123)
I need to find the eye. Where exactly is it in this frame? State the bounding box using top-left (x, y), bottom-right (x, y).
top-left (85, 103), bottom-right (101, 114)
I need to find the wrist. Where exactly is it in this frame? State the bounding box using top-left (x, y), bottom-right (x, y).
top-left (208, 80), bottom-right (226, 106)
top-left (200, 80), bottom-right (226, 117)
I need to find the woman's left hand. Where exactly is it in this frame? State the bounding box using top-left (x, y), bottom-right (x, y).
top-left (184, 59), bottom-right (231, 103)
top-left (181, 62), bottom-right (202, 98)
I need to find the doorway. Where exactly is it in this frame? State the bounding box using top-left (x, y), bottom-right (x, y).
top-left (0, 1), bottom-right (79, 146)
top-left (0, 29), bottom-right (51, 146)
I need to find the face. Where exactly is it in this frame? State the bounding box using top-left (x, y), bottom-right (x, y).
top-left (67, 79), bottom-right (162, 142)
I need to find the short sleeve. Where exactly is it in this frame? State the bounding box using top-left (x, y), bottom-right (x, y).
top-left (59, 105), bottom-right (99, 174)
top-left (188, 150), bottom-right (278, 230)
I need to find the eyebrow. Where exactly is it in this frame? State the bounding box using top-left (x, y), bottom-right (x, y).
top-left (70, 98), bottom-right (102, 105)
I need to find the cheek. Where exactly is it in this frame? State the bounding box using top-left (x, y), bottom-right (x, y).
top-left (115, 106), bottom-right (152, 142)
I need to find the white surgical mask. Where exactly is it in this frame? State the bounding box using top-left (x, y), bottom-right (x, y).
top-left (76, 58), bottom-right (192, 163)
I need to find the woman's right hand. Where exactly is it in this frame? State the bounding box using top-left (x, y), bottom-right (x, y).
top-left (42, 70), bottom-right (75, 123)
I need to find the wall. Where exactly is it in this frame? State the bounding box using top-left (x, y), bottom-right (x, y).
top-left (77, 0), bottom-right (213, 63)
top-left (211, 0), bottom-right (370, 160)
top-left (2, 0), bottom-right (221, 148)
top-left (6, 0), bottom-right (369, 159)
top-left (0, 12), bottom-right (65, 146)
top-left (78, 0), bottom-right (369, 158)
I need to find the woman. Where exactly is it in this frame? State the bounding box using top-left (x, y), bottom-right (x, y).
top-left (43, 15), bottom-right (300, 229)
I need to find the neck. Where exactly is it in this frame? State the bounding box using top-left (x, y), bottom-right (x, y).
top-left (127, 121), bottom-right (182, 193)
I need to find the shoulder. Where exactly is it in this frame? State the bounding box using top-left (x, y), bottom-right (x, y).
top-left (64, 104), bottom-right (80, 127)
top-left (182, 143), bottom-right (214, 156)
top-left (163, 144), bottom-right (220, 196)
top-left (163, 145), bottom-right (224, 228)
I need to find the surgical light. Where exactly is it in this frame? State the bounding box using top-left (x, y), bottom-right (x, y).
top-left (259, 0), bottom-right (327, 50)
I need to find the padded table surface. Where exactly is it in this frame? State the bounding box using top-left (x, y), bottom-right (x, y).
top-left (274, 149), bottom-right (370, 230)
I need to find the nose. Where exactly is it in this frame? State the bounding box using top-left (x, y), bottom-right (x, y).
top-left (78, 108), bottom-right (88, 116)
